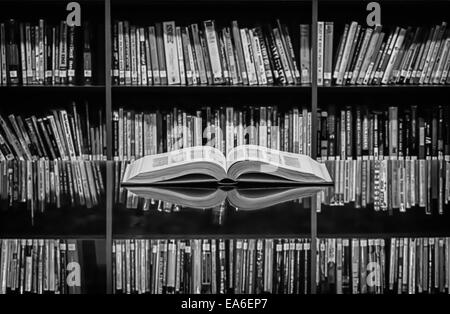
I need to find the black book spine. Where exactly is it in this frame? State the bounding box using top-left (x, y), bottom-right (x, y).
top-left (37, 118), bottom-right (56, 160)
top-left (83, 21), bottom-right (92, 85)
top-left (65, 161), bottom-right (75, 206)
top-left (112, 22), bottom-right (120, 85)
top-left (411, 106), bottom-right (418, 156)
top-left (6, 19), bottom-right (20, 85)
top-left (67, 25), bottom-right (76, 85)
top-left (29, 116), bottom-right (47, 158)
top-left (43, 117), bottom-right (61, 159)
top-left (404, 110), bottom-right (411, 157)
top-left (45, 25), bottom-right (53, 85)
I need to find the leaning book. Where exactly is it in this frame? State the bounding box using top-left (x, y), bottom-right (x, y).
top-left (122, 145), bottom-right (333, 185)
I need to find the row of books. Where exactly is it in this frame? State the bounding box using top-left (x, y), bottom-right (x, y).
top-left (316, 105), bottom-right (450, 160)
top-left (5, 102), bottom-right (446, 162)
top-left (0, 239), bottom-right (82, 294)
top-left (112, 238), bottom-right (311, 294)
top-left (317, 21), bottom-right (450, 86)
top-left (314, 105), bottom-right (450, 214)
top-left (112, 106), bottom-right (313, 161)
top-left (0, 102), bottom-right (106, 161)
top-left (317, 237), bottom-right (450, 294)
top-left (112, 104), bottom-right (450, 162)
top-left (0, 19), bottom-right (94, 86)
top-left (111, 20), bottom-right (310, 86)
top-left (0, 160), bottom-right (105, 221)
top-left (318, 158), bottom-right (450, 215)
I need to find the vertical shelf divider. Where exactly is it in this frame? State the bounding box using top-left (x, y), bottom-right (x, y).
top-left (105, 0), bottom-right (113, 294)
top-left (310, 0), bottom-right (318, 295)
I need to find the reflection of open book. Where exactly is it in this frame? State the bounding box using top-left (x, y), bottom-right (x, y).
top-left (122, 145), bottom-right (332, 185)
top-left (124, 186), bottom-right (326, 210)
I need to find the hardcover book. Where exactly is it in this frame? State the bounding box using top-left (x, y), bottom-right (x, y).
top-left (121, 145), bottom-right (333, 185)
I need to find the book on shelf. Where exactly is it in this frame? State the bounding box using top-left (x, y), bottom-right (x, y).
top-left (112, 105), bottom-right (314, 160)
top-left (124, 185), bottom-right (325, 210)
top-left (316, 104), bottom-right (450, 215)
top-left (316, 21), bottom-right (450, 85)
top-left (112, 238), bottom-right (311, 294)
top-left (317, 237), bottom-right (450, 295)
top-left (0, 158), bottom-right (105, 218)
top-left (121, 145), bottom-right (332, 185)
top-left (111, 19), bottom-right (311, 86)
top-left (0, 239), bottom-right (84, 294)
top-left (0, 102), bottom-right (105, 221)
top-left (0, 102), bottom-right (106, 161)
top-left (0, 18), bottom-right (95, 86)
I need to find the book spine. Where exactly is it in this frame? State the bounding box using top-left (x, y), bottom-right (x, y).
top-left (337, 22), bottom-right (358, 85)
top-left (204, 20), bottom-right (224, 85)
top-left (163, 21), bottom-right (180, 85)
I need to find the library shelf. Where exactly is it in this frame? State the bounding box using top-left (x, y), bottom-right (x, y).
top-left (0, 85), bottom-right (105, 93)
top-left (113, 233), bottom-right (312, 239)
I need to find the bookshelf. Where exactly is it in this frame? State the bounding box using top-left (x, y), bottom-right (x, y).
top-left (0, 0), bottom-right (449, 294)
top-left (0, 0), bottom-right (107, 294)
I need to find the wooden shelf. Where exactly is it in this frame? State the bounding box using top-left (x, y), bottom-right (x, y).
top-left (318, 203), bottom-right (450, 237)
top-left (319, 85), bottom-right (450, 91)
top-left (0, 205), bottom-right (106, 239)
top-left (317, 232), bottom-right (450, 238)
top-left (112, 85), bottom-right (310, 92)
top-left (317, 85), bottom-right (450, 104)
top-left (112, 0), bottom-right (311, 4)
top-left (113, 233), bottom-right (311, 239)
top-left (111, 85), bottom-right (311, 106)
top-left (0, 0), bottom-right (104, 2)
top-left (0, 234), bottom-right (105, 240)
top-left (0, 85), bottom-right (105, 92)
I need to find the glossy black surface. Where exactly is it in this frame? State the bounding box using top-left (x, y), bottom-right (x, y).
top-left (318, 200), bottom-right (450, 238)
top-left (0, 204), bottom-right (106, 239)
top-left (113, 186), bottom-right (315, 237)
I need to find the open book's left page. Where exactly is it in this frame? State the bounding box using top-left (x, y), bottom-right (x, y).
top-left (122, 146), bottom-right (227, 184)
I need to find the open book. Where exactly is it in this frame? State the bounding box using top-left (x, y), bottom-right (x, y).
top-left (122, 145), bottom-right (332, 185)
top-left (124, 186), bottom-right (326, 210)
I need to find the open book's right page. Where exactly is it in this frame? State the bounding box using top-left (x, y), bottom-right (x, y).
top-left (225, 145), bottom-right (332, 184)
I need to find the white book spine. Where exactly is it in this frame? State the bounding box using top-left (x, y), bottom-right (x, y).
top-left (273, 27), bottom-right (293, 84)
top-left (163, 21), bottom-right (181, 85)
top-left (317, 22), bottom-right (324, 86)
top-left (351, 28), bottom-right (374, 85)
top-left (204, 20), bottom-right (223, 84)
top-left (39, 20), bottom-right (45, 84)
top-left (25, 24), bottom-right (33, 83)
top-left (293, 108), bottom-right (299, 153)
top-left (433, 38), bottom-right (450, 84)
top-left (139, 28), bottom-right (148, 86)
top-left (60, 110), bottom-right (76, 160)
top-left (130, 27), bottom-right (138, 85)
top-left (382, 28), bottom-right (406, 84)
top-left (19, 24), bottom-right (27, 84)
top-left (0, 24), bottom-right (7, 85)
top-left (224, 29), bottom-right (238, 84)
top-left (136, 28), bottom-right (142, 85)
top-left (240, 28), bottom-right (258, 85)
top-left (250, 28), bottom-right (267, 85)
top-left (175, 27), bottom-right (186, 85)
top-left (118, 22), bottom-right (125, 82)
top-left (59, 23), bottom-right (67, 81)
top-left (186, 30), bottom-right (197, 85)
top-left (337, 22), bottom-right (358, 85)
